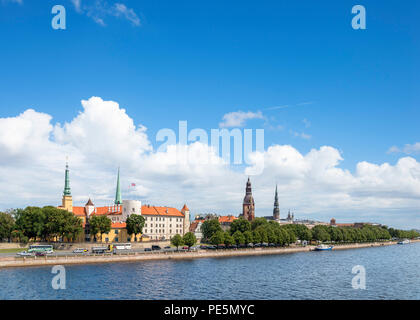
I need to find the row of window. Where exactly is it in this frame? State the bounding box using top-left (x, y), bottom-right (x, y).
top-left (145, 216), bottom-right (183, 222)
top-left (144, 229), bottom-right (181, 235)
top-left (145, 223), bottom-right (182, 228)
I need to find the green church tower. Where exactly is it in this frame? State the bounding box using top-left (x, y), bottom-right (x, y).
top-left (115, 167), bottom-right (122, 205)
top-left (63, 162), bottom-right (71, 196)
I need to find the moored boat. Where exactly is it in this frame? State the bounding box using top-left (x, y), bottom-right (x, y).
top-left (398, 239), bottom-right (410, 245)
top-left (314, 244), bottom-right (333, 251)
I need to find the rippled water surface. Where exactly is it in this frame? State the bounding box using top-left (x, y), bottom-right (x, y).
top-left (1, 243), bottom-right (419, 299)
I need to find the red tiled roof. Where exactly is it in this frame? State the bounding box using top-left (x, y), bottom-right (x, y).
top-left (219, 216), bottom-right (237, 223)
top-left (181, 204), bottom-right (189, 212)
top-left (72, 206), bottom-right (122, 217)
top-left (111, 222), bottom-right (126, 229)
top-left (141, 205), bottom-right (184, 217)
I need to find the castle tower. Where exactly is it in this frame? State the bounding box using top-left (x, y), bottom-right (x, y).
top-left (181, 204), bottom-right (190, 235)
top-left (273, 185), bottom-right (280, 220)
top-left (115, 167), bottom-right (122, 205)
top-left (85, 198), bottom-right (95, 217)
top-left (61, 161), bottom-right (73, 212)
top-left (242, 177), bottom-right (255, 221)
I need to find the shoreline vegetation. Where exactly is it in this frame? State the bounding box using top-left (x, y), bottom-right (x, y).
top-left (1, 240), bottom-right (419, 269)
top-left (1, 208), bottom-right (420, 269)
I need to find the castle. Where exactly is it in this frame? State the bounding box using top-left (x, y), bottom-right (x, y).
top-left (58, 162), bottom-right (190, 242)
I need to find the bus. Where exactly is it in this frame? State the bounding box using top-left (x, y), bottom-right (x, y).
top-left (28, 245), bottom-right (54, 254)
top-left (91, 246), bottom-right (109, 254)
top-left (112, 243), bottom-right (132, 250)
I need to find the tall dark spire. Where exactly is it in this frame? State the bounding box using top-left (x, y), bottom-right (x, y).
top-left (273, 184), bottom-right (280, 220)
top-left (63, 161), bottom-right (71, 196)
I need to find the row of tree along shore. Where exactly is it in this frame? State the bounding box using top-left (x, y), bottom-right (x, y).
top-left (197, 217), bottom-right (420, 247)
top-left (0, 206), bottom-right (145, 243)
top-left (1, 207), bottom-right (419, 247)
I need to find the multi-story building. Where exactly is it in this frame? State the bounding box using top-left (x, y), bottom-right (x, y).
top-left (58, 162), bottom-right (190, 242)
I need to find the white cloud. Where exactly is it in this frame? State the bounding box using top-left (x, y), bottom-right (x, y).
top-left (1, 0), bottom-right (23, 4)
top-left (219, 111), bottom-right (264, 128)
top-left (113, 3), bottom-right (140, 26)
top-left (71, 0), bottom-right (141, 26)
top-left (290, 130), bottom-right (311, 140)
top-left (71, 0), bottom-right (81, 12)
top-left (388, 142), bottom-right (420, 155)
top-left (0, 97), bottom-right (419, 229)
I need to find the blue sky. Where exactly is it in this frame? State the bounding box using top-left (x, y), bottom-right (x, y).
top-left (0, 0), bottom-right (419, 228)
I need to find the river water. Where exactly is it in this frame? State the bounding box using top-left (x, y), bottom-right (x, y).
top-left (0, 242), bottom-right (419, 299)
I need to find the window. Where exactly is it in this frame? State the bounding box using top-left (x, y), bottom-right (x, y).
top-left (115, 237), bottom-right (119, 242)
top-left (132, 208), bottom-right (135, 212)
top-left (115, 230), bottom-right (119, 234)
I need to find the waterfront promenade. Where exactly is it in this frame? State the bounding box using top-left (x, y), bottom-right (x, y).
top-left (1, 240), bottom-right (417, 268)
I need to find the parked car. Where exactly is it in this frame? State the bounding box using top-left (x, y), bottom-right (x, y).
top-left (16, 251), bottom-right (32, 257)
top-left (261, 243), bottom-right (269, 247)
top-left (206, 245), bottom-right (217, 250)
top-left (164, 246), bottom-right (171, 249)
top-left (217, 244), bottom-right (226, 249)
top-left (238, 244), bottom-right (246, 248)
top-left (227, 245), bottom-right (237, 249)
top-left (151, 245), bottom-right (161, 251)
top-left (268, 243), bottom-right (276, 247)
top-left (246, 243), bottom-right (254, 248)
top-left (144, 248), bottom-right (152, 252)
top-left (254, 243), bottom-right (262, 248)
top-left (73, 248), bottom-right (88, 253)
top-left (199, 245), bottom-right (208, 249)
top-left (35, 252), bottom-right (47, 256)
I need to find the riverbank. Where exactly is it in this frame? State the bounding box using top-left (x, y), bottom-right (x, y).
top-left (1, 240), bottom-right (418, 269)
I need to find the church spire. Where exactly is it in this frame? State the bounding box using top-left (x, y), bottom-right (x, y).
top-left (63, 161), bottom-right (71, 196)
top-left (273, 184), bottom-right (280, 220)
top-left (114, 167), bottom-right (122, 205)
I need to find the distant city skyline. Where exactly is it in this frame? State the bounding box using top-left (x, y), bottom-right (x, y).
top-left (0, 0), bottom-right (419, 229)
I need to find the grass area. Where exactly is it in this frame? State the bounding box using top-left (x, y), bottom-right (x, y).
top-left (0, 248), bottom-right (26, 253)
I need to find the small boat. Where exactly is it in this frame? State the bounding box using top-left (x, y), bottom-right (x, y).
top-left (398, 239), bottom-right (410, 245)
top-left (314, 244), bottom-right (333, 251)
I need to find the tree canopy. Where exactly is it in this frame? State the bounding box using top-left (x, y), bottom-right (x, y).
top-left (201, 219), bottom-right (222, 241)
top-left (126, 214), bottom-right (145, 237)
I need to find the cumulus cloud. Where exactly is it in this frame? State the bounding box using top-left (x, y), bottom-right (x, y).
top-left (219, 111), bottom-right (264, 128)
top-left (0, 97), bottom-right (419, 229)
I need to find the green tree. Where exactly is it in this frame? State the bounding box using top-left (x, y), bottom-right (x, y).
top-left (126, 214), bottom-right (145, 240)
top-left (201, 219), bottom-right (222, 241)
top-left (88, 215), bottom-right (111, 242)
top-left (210, 231), bottom-right (225, 245)
top-left (252, 230), bottom-right (261, 244)
top-left (243, 230), bottom-right (253, 244)
top-left (0, 211), bottom-right (15, 241)
top-left (171, 234), bottom-right (184, 250)
top-left (182, 232), bottom-right (197, 249)
top-left (14, 207), bottom-right (46, 241)
top-left (223, 232), bottom-right (234, 246)
top-left (232, 230), bottom-right (245, 245)
top-left (251, 217), bottom-right (268, 230)
top-left (312, 225), bottom-right (331, 242)
top-left (230, 218), bottom-right (251, 235)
